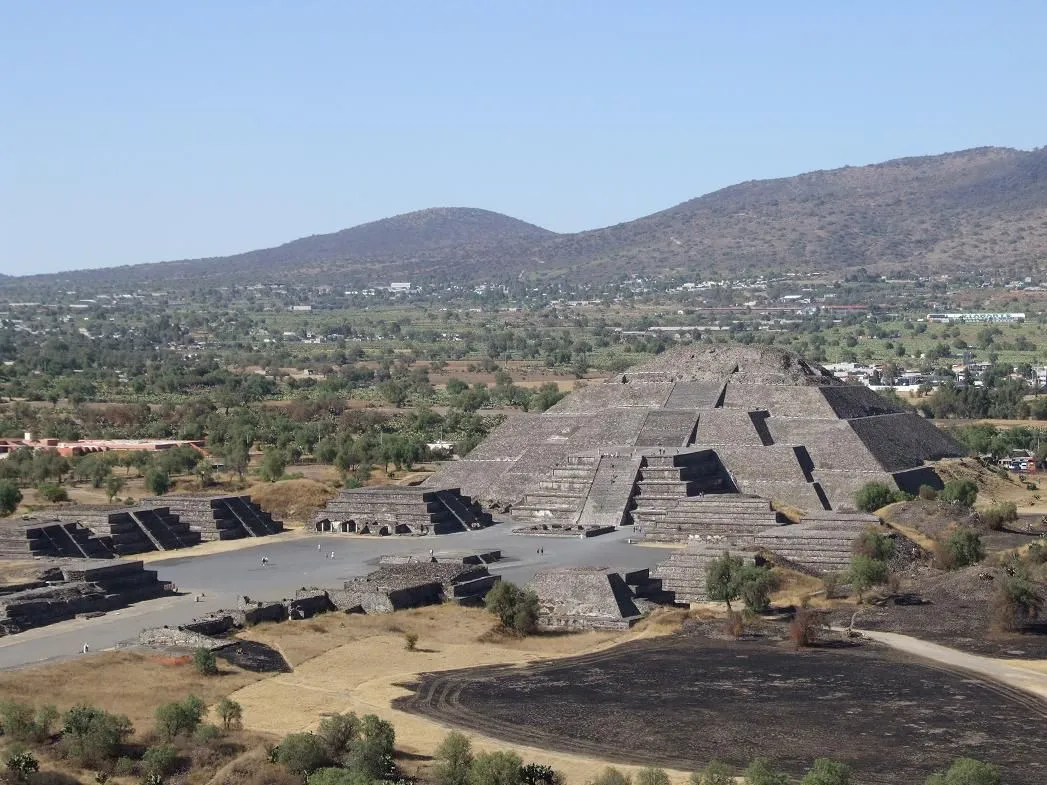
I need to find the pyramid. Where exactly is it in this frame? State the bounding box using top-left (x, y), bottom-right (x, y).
top-left (425, 344), bottom-right (964, 522)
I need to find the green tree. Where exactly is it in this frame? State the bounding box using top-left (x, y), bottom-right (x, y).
top-left (216, 697), bottom-right (242, 730)
top-left (154, 696), bottom-right (205, 740)
top-left (259, 448), bottom-right (287, 482)
top-left (141, 745), bottom-right (178, 779)
top-left (801, 758), bottom-right (852, 785)
top-left (316, 712), bottom-right (359, 760)
top-left (0, 701), bottom-right (57, 744)
top-left (277, 732), bottom-right (331, 777)
top-left (849, 554), bottom-right (888, 602)
top-left (468, 750), bottom-right (524, 785)
top-left (348, 714), bottom-right (395, 779)
top-left (924, 757), bottom-right (1000, 785)
top-left (192, 647), bottom-right (218, 676)
top-left (691, 760), bottom-right (732, 785)
top-left (0, 479), bottom-right (22, 516)
top-left (939, 479), bottom-right (978, 507)
top-left (737, 564), bottom-right (778, 613)
top-left (484, 581), bottom-right (539, 634)
top-left (706, 552), bottom-right (744, 611)
top-left (434, 731), bottom-right (474, 785)
top-left (743, 759), bottom-right (789, 785)
top-left (60, 705), bottom-right (134, 767)
top-left (105, 475), bottom-right (125, 503)
top-left (145, 469), bottom-right (171, 496)
top-left (37, 482), bottom-right (69, 503)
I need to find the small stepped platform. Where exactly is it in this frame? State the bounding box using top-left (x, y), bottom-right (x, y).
top-left (512, 455), bottom-right (598, 526)
top-left (156, 496), bottom-right (282, 541)
top-left (752, 511), bottom-right (882, 573)
top-left (314, 486), bottom-right (492, 536)
top-left (634, 493), bottom-right (785, 544)
top-left (333, 562), bottom-right (499, 613)
top-left (652, 544), bottom-right (760, 604)
top-left (59, 506), bottom-right (202, 554)
top-left (0, 519), bottom-right (113, 559)
top-left (528, 567), bottom-right (645, 630)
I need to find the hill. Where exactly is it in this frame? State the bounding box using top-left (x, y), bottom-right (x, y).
top-left (8, 146), bottom-right (1047, 287)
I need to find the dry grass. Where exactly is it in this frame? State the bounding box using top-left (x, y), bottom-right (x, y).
top-left (244, 478), bottom-right (337, 524)
top-left (770, 567), bottom-right (826, 607)
top-left (0, 650), bottom-right (266, 731)
top-left (0, 558), bottom-right (48, 586)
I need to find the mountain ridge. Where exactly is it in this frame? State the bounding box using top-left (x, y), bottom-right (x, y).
top-left (8, 145), bottom-right (1047, 286)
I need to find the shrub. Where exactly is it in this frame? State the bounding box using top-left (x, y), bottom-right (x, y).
top-left (941, 527), bottom-right (984, 569)
top-left (316, 712), bottom-right (359, 760)
top-left (308, 769), bottom-right (373, 785)
top-left (635, 767), bottom-right (670, 785)
top-left (484, 581), bottom-right (539, 635)
top-left (723, 610), bottom-right (745, 638)
top-left (801, 758), bottom-right (852, 785)
top-left (194, 723), bottom-right (221, 743)
top-left (37, 482), bottom-right (69, 503)
top-left (1027, 541), bottom-right (1047, 565)
top-left (589, 767), bottom-right (631, 785)
top-left (216, 697), bottom-right (243, 731)
top-left (854, 482), bottom-right (898, 512)
top-left (737, 564), bottom-right (778, 613)
top-left (822, 572), bottom-right (843, 599)
top-left (520, 763), bottom-right (560, 785)
top-left (154, 696), bottom-right (205, 740)
top-left (705, 552), bottom-right (744, 611)
top-left (5, 749), bottom-right (39, 783)
top-left (979, 502), bottom-right (1018, 531)
top-left (468, 750), bottom-right (524, 785)
top-left (141, 745), bottom-right (178, 779)
top-left (743, 758), bottom-right (789, 785)
top-left (192, 647), bottom-right (218, 676)
top-left (113, 757), bottom-right (135, 777)
top-left (991, 565), bottom-right (1044, 632)
top-left (924, 757), bottom-right (1000, 785)
top-left (0, 479), bottom-right (23, 515)
top-left (145, 469), bottom-right (170, 496)
top-left (848, 555), bottom-right (888, 602)
top-left (60, 705), bottom-right (134, 767)
top-left (691, 760), bottom-right (732, 785)
top-left (348, 714), bottom-right (395, 780)
top-left (276, 732), bottom-right (331, 777)
top-left (0, 701), bottom-right (57, 744)
top-left (434, 731), bottom-right (473, 785)
top-left (788, 605), bottom-right (821, 649)
top-left (918, 485), bottom-right (938, 501)
top-left (939, 479), bottom-right (978, 507)
top-left (404, 632), bottom-right (419, 651)
top-left (852, 530), bottom-right (895, 562)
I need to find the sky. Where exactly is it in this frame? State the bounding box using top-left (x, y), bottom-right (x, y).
top-left (2, 1), bottom-right (1046, 276)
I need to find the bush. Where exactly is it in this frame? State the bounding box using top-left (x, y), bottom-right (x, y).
top-left (723, 610), bottom-right (745, 638)
top-left (60, 705), bottom-right (134, 767)
top-left (852, 530), bottom-right (895, 562)
top-left (434, 731), bottom-right (473, 785)
top-left (737, 564), bottom-right (778, 613)
top-left (141, 745), bottom-right (178, 779)
top-left (991, 565), bottom-right (1044, 632)
top-left (468, 750), bottom-right (524, 785)
top-left (635, 768), bottom-right (670, 785)
top-left (822, 572), bottom-right (843, 599)
top-left (154, 696), bottom-right (205, 740)
top-left (848, 555), bottom-right (889, 602)
top-left (979, 502), bottom-right (1018, 531)
top-left (0, 479), bottom-right (23, 515)
top-left (939, 479), bottom-right (978, 507)
top-left (589, 767), bottom-right (631, 785)
top-left (918, 485), bottom-right (939, 501)
top-left (0, 701), bottom-right (57, 744)
top-left (801, 758), bottom-right (852, 785)
top-left (924, 757), bottom-right (1000, 785)
top-left (145, 469), bottom-right (170, 496)
top-left (788, 606), bottom-right (821, 649)
top-left (484, 581), bottom-right (539, 635)
top-left (316, 712), bottom-right (359, 760)
top-left (941, 527), bottom-right (984, 569)
top-left (404, 632), bottom-right (419, 651)
top-left (308, 769), bottom-right (372, 785)
top-left (276, 732), bottom-right (331, 777)
top-left (37, 482), bottom-right (69, 503)
top-left (194, 723), bottom-right (221, 743)
top-left (348, 714), bottom-right (395, 780)
top-left (5, 749), bottom-right (39, 783)
top-left (216, 697), bottom-right (243, 731)
top-left (113, 757), bottom-right (135, 777)
top-left (691, 760), bottom-right (732, 785)
top-left (743, 759), bottom-right (789, 785)
top-left (854, 482), bottom-right (901, 512)
top-left (520, 763), bottom-right (560, 785)
top-left (192, 647), bottom-right (218, 676)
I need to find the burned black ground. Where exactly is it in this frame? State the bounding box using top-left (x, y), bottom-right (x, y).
top-left (395, 630), bottom-right (1047, 784)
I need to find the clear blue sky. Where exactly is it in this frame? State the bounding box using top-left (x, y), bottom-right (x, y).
top-left (2, 1), bottom-right (1045, 275)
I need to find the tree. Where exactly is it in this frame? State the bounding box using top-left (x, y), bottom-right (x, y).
top-left (0, 701), bottom-right (57, 743)
top-left (484, 581), bottom-right (539, 634)
top-left (706, 552), bottom-right (744, 611)
top-left (192, 647), bottom-right (218, 676)
top-left (348, 714), bottom-right (395, 780)
top-left (37, 482), bottom-right (69, 503)
top-left (801, 758), bottom-right (852, 785)
top-left (105, 475), bottom-right (125, 503)
top-left (316, 712), bottom-right (359, 761)
top-left (924, 757), bottom-right (1000, 785)
top-left (468, 750), bottom-right (524, 785)
top-left (145, 469), bottom-right (170, 496)
top-left (434, 732), bottom-right (474, 785)
top-left (60, 704), bottom-right (134, 767)
top-left (222, 440), bottom-right (251, 479)
top-left (854, 482), bottom-right (897, 512)
top-left (737, 564), bottom-right (777, 613)
top-left (691, 760), bottom-right (732, 785)
top-left (635, 768), bottom-right (671, 785)
top-left (277, 732), bottom-right (331, 777)
top-left (141, 745), bottom-right (178, 779)
top-left (216, 697), bottom-right (242, 730)
top-left (154, 696), bottom-right (205, 740)
top-left (259, 448), bottom-right (287, 482)
top-left (0, 479), bottom-right (22, 516)
top-left (743, 759), bottom-right (789, 785)
top-left (939, 479), bottom-right (978, 507)
top-left (849, 555), bottom-right (888, 603)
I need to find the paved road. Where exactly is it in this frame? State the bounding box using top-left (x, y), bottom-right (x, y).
top-left (0, 524), bottom-right (674, 670)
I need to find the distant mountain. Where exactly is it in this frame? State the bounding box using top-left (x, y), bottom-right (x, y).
top-left (8, 146), bottom-right (1047, 287)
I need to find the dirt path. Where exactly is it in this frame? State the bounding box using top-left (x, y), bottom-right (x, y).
top-left (851, 628), bottom-right (1047, 700)
top-left (228, 623), bottom-right (696, 784)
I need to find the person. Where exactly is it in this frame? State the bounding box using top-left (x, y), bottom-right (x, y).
top-left (81, 643), bottom-right (89, 654)
top-left (329, 551), bottom-right (335, 559)
top-left (318, 543), bottom-right (322, 551)
top-left (261, 555), bottom-right (269, 567)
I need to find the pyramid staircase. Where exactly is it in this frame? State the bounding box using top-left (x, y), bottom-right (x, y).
top-left (66, 507), bottom-right (201, 554)
top-left (314, 487), bottom-right (492, 535)
top-left (0, 520), bottom-right (114, 559)
top-left (511, 455), bottom-right (599, 526)
top-left (156, 496), bottom-right (283, 541)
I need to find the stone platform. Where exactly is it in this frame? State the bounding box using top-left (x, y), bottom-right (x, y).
top-left (152, 495), bottom-right (283, 541)
top-left (313, 486), bottom-right (492, 536)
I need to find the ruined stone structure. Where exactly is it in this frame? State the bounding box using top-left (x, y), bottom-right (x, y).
top-left (151, 495), bottom-right (283, 540)
top-left (424, 345), bottom-right (963, 525)
top-left (652, 544), bottom-right (762, 604)
top-left (528, 567), bottom-right (666, 630)
top-left (313, 486), bottom-right (493, 535)
top-left (0, 561), bottom-right (171, 635)
top-left (334, 562), bottom-right (499, 613)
